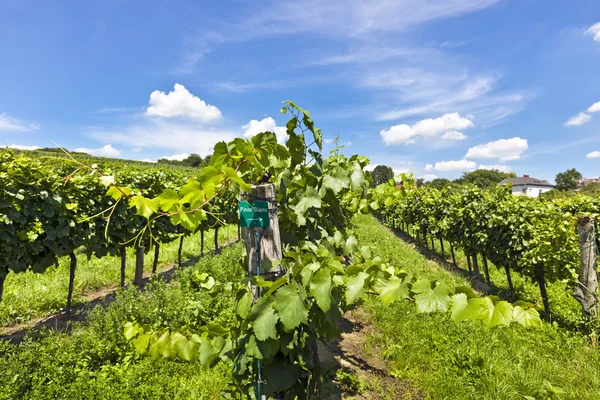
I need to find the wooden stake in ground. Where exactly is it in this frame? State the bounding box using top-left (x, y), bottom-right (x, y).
top-left (241, 183), bottom-right (284, 291)
top-left (200, 230), bottom-right (205, 254)
top-left (214, 227), bottom-right (220, 254)
top-left (178, 236), bottom-right (184, 268)
top-left (504, 262), bottom-right (515, 301)
top-left (152, 243), bottom-right (160, 275)
top-left (450, 243), bottom-right (456, 266)
top-left (66, 252), bottom-right (77, 319)
top-left (0, 273), bottom-right (6, 302)
top-left (482, 254), bottom-right (491, 285)
top-left (574, 216), bottom-right (598, 318)
top-left (472, 254), bottom-right (481, 280)
top-left (119, 247), bottom-right (126, 288)
top-left (535, 264), bottom-right (551, 319)
top-left (134, 246), bottom-right (144, 288)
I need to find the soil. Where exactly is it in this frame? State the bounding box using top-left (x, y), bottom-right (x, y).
top-left (318, 308), bottom-right (424, 400)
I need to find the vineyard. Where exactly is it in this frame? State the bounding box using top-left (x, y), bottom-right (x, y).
top-left (0, 102), bottom-right (599, 399)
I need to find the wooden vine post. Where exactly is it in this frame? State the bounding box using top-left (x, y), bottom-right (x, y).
top-left (574, 216), bottom-right (599, 318)
top-left (66, 252), bottom-right (77, 319)
top-left (134, 246), bottom-right (144, 288)
top-left (239, 183), bottom-right (285, 400)
top-left (119, 247), bottom-right (127, 288)
top-left (240, 183), bottom-right (284, 299)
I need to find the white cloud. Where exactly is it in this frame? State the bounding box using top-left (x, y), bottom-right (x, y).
top-left (442, 130), bottom-right (467, 140)
top-left (585, 22), bottom-right (600, 42)
top-left (73, 144), bottom-right (121, 157)
top-left (565, 112), bottom-right (592, 126)
top-left (586, 151), bottom-right (600, 159)
top-left (478, 164), bottom-right (512, 172)
top-left (242, 117), bottom-right (286, 144)
top-left (132, 147), bottom-right (143, 152)
top-left (0, 113), bottom-right (39, 132)
top-left (419, 174), bottom-right (438, 181)
top-left (428, 159), bottom-right (477, 172)
top-left (139, 159), bottom-right (157, 163)
top-left (464, 137), bottom-right (528, 162)
top-left (381, 113), bottom-right (473, 145)
top-left (587, 101), bottom-right (600, 113)
top-left (162, 153), bottom-right (190, 161)
top-left (146, 84), bottom-right (222, 122)
top-left (88, 120), bottom-right (236, 157)
top-left (324, 138), bottom-right (334, 144)
top-left (5, 144), bottom-right (41, 151)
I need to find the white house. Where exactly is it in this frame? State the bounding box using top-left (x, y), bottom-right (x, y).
top-left (499, 175), bottom-right (554, 198)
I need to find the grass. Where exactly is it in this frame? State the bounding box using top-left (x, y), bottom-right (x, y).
top-left (401, 225), bottom-right (583, 329)
top-left (0, 241), bottom-right (245, 399)
top-left (355, 214), bottom-right (600, 400)
top-left (0, 225), bottom-right (238, 327)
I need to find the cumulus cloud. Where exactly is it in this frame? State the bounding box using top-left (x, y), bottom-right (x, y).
top-left (478, 164), bottom-right (512, 172)
top-left (381, 113), bottom-right (473, 145)
top-left (585, 22), bottom-right (600, 42)
top-left (5, 144), bottom-right (41, 151)
top-left (419, 174), bottom-right (438, 181)
top-left (146, 84), bottom-right (222, 122)
top-left (132, 147), bottom-right (143, 153)
top-left (442, 130), bottom-right (467, 140)
top-left (162, 153), bottom-right (190, 161)
top-left (565, 112), bottom-right (592, 126)
top-left (427, 159), bottom-right (477, 172)
top-left (587, 101), bottom-right (600, 113)
top-left (464, 137), bottom-right (528, 162)
top-left (565, 101), bottom-right (600, 126)
top-left (0, 113), bottom-right (39, 132)
top-left (88, 120), bottom-right (236, 157)
top-left (73, 144), bottom-right (121, 157)
top-left (586, 151), bottom-right (600, 159)
top-left (242, 117), bottom-right (287, 143)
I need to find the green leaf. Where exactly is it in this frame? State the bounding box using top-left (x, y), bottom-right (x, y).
top-left (264, 360), bottom-right (302, 394)
top-left (346, 271), bottom-right (369, 305)
top-left (223, 166), bottom-right (252, 193)
top-left (107, 186), bottom-right (132, 201)
top-left (310, 268), bottom-right (333, 312)
top-left (413, 279), bottom-right (451, 313)
top-left (158, 189), bottom-right (180, 212)
top-left (294, 187), bottom-right (322, 214)
top-left (479, 297), bottom-right (513, 327)
top-left (450, 294), bottom-right (483, 323)
top-left (132, 333), bottom-right (150, 354)
top-left (343, 235), bottom-right (358, 255)
top-left (322, 168), bottom-right (350, 195)
top-left (513, 302), bottom-right (542, 327)
top-left (273, 283), bottom-right (309, 331)
top-left (130, 195), bottom-right (159, 219)
top-left (124, 322), bottom-right (138, 340)
top-left (250, 297), bottom-right (279, 341)
top-left (374, 276), bottom-right (409, 306)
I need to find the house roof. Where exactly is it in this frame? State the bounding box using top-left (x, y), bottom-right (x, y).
top-left (500, 176), bottom-right (554, 187)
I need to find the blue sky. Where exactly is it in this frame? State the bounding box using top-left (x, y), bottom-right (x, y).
top-left (1, 0), bottom-right (600, 182)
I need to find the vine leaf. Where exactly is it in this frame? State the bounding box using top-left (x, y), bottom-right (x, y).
top-left (412, 279), bottom-right (451, 313)
top-left (273, 283), bottom-right (309, 331)
top-left (158, 189), bottom-right (180, 212)
top-left (310, 268), bottom-right (333, 312)
top-left (130, 195), bottom-right (159, 219)
top-left (374, 276), bottom-right (409, 306)
top-left (479, 297), bottom-right (513, 327)
top-left (513, 301), bottom-right (542, 327)
top-left (250, 297), bottom-right (279, 341)
top-left (346, 271), bottom-right (369, 305)
top-left (449, 293), bottom-right (482, 323)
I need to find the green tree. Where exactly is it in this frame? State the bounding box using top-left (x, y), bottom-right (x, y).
top-left (427, 178), bottom-right (451, 190)
top-left (555, 168), bottom-right (582, 191)
top-left (454, 169), bottom-right (515, 189)
top-left (370, 165), bottom-right (394, 187)
top-left (579, 182), bottom-right (600, 197)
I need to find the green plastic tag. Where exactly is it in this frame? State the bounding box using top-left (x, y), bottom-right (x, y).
top-left (239, 201), bottom-right (270, 228)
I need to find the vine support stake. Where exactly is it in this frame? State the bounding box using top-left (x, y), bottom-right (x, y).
top-left (440, 237), bottom-right (445, 262)
top-left (152, 243), bottom-right (160, 275)
top-left (466, 253), bottom-right (472, 274)
top-left (200, 230), bottom-right (204, 255)
top-left (0, 274), bottom-right (5, 303)
top-left (472, 254), bottom-right (482, 280)
top-left (482, 254), bottom-right (491, 285)
top-left (119, 247), bottom-right (126, 288)
top-left (241, 183), bottom-right (284, 295)
top-left (505, 262), bottom-right (515, 301)
top-left (66, 252), bottom-right (77, 320)
top-left (450, 243), bottom-right (456, 266)
top-left (134, 246), bottom-right (144, 288)
top-left (574, 216), bottom-right (598, 318)
top-left (535, 264), bottom-right (551, 320)
top-left (178, 236), bottom-right (184, 268)
top-left (214, 227), bottom-right (220, 254)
